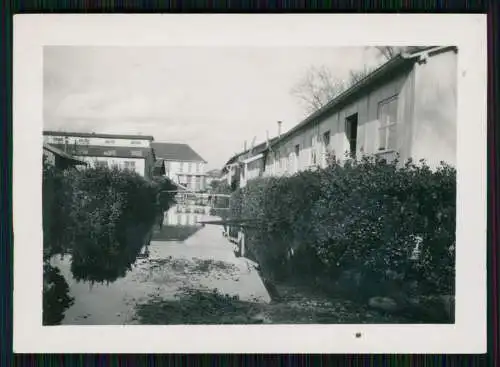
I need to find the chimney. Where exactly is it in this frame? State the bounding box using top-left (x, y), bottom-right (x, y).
top-left (277, 121), bottom-right (282, 138)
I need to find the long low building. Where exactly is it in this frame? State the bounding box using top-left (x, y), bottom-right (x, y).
top-left (264, 46), bottom-right (458, 176)
top-left (222, 45), bottom-right (458, 187)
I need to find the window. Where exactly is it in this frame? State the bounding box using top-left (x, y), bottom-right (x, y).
top-left (124, 161), bottom-right (136, 170)
top-left (52, 137), bottom-right (64, 144)
top-left (105, 139), bottom-right (115, 144)
top-left (77, 138), bottom-right (90, 144)
top-left (196, 163), bottom-right (200, 173)
top-left (294, 144), bottom-right (300, 171)
top-left (130, 140), bottom-right (141, 145)
top-left (188, 163), bottom-right (192, 173)
top-left (95, 161), bottom-right (108, 169)
top-left (179, 162), bottom-right (184, 172)
top-left (377, 96), bottom-right (398, 151)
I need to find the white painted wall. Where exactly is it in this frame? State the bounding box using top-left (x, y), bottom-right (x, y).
top-left (165, 208), bottom-right (201, 226)
top-left (163, 160), bottom-right (206, 191)
top-left (44, 135), bottom-right (151, 148)
top-left (411, 49), bottom-right (458, 168)
top-left (75, 156), bottom-right (146, 177)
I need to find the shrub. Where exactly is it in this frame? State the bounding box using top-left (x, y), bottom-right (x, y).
top-left (43, 163), bottom-right (172, 283)
top-left (229, 155), bottom-right (456, 299)
top-left (152, 176), bottom-right (178, 211)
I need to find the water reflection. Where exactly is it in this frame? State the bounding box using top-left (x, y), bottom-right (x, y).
top-left (150, 204), bottom-right (208, 242)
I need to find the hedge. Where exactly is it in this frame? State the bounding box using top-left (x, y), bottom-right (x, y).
top-left (42, 160), bottom-right (176, 323)
top-left (229, 155), bottom-right (456, 301)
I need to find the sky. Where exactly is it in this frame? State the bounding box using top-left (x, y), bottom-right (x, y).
top-left (44, 46), bottom-right (384, 170)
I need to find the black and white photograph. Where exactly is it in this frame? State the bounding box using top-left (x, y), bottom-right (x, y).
top-left (13, 15), bottom-right (487, 354)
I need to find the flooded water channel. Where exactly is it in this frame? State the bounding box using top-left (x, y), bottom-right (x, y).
top-left (51, 204), bottom-right (270, 325)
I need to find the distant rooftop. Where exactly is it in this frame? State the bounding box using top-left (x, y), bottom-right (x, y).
top-left (43, 143), bottom-right (88, 165)
top-left (152, 142), bottom-right (206, 163)
top-left (206, 169), bottom-right (222, 178)
top-left (43, 130), bottom-right (155, 141)
top-left (224, 137), bottom-right (279, 167)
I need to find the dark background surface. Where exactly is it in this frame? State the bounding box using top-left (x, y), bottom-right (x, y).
top-left (1, 0), bottom-right (498, 365)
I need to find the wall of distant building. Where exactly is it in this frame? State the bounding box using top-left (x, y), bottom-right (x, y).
top-left (164, 160), bottom-right (206, 191)
top-left (43, 133), bottom-right (154, 179)
top-left (44, 135), bottom-right (151, 148)
top-left (75, 156), bottom-right (146, 177)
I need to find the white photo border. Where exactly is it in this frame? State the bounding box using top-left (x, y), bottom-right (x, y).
top-left (13, 14), bottom-right (487, 354)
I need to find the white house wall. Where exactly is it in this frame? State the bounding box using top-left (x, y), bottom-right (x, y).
top-left (163, 160), bottom-right (206, 191)
top-left (411, 49), bottom-right (458, 168)
top-left (75, 156), bottom-right (146, 177)
top-left (44, 135), bottom-right (151, 148)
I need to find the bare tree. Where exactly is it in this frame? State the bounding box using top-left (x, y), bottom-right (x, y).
top-left (290, 65), bottom-right (346, 114)
top-left (291, 64), bottom-right (376, 114)
top-left (373, 46), bottom-right (411, 61)
top-left (348, 65), bottom-right (375, 85)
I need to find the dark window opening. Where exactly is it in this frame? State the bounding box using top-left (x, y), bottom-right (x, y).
top-left (323, 131), bottom-right (330, 147)
top-left (345, 113), bottom-right (358, 157)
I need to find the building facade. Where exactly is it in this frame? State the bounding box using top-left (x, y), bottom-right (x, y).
top-left (152, 142), bottom-right (207, 192)
top-left (262, 46), bottom-right (458, 178)
top-left (43, 131), bottom-right (156, 179)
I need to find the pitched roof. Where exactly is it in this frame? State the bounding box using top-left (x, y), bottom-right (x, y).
top-left (43, 143), bottom-right (88, 165)
top-left (48, 143), bottom-right (153, 159)
top-left (43, 130), bottom-right (155, 141)
top-left (206, 169), bottom-right (221, 178)
top-left (223, 137), bottom-right (279, 167)
top-left (152, 142), bottom-right (206, 163)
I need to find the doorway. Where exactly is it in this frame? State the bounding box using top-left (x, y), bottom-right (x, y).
top-left (345, 113), bottom-right (358, 157)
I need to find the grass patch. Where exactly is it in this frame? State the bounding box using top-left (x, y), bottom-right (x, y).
top-left (134, 283), bottom-right (414, 325)
top-left (135, 288), bottom-right (264, 324)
